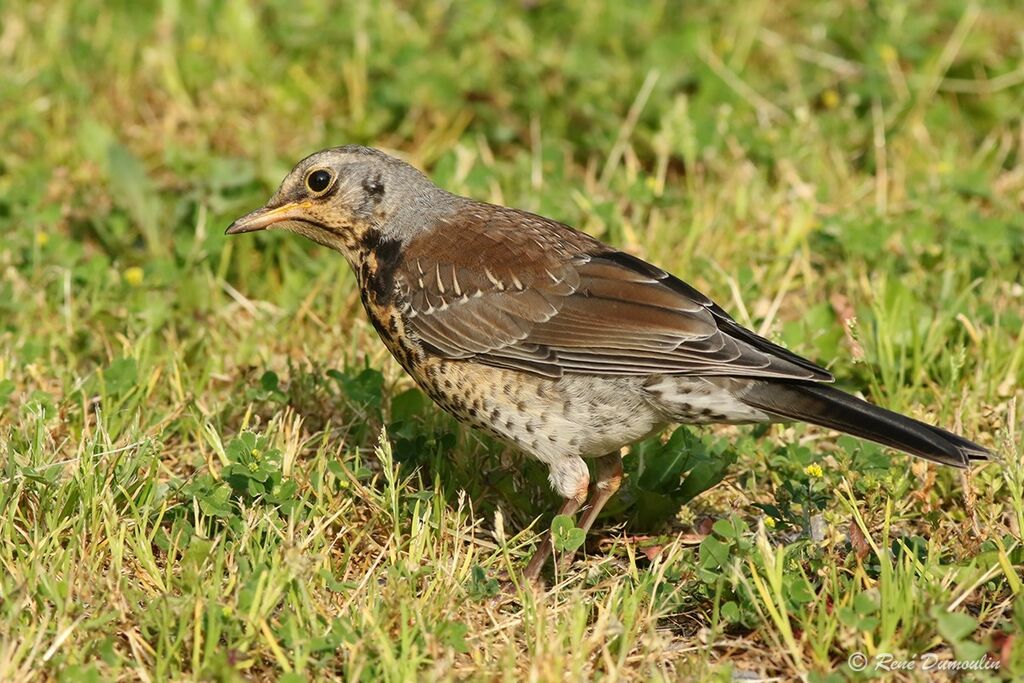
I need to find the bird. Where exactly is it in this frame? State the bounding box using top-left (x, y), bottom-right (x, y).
top-left (226, 145), bottom-right (989, 580)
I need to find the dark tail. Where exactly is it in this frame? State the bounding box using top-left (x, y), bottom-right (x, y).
top-left (737, 381), bottom-right (990, 468)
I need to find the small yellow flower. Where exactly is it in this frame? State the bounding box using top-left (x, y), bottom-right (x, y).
top-left (821, 89), bottom-right (840, 110)
top-left (764, 516), bottom-right (776, 529)
top-left (252, 448), bottom-right (262, 461)
top-left (804, 463), bottom-right (824, 479)
top-left (878, 44), bottom-right (898, 65)
top-left (36, 232), bottom-right (50, 247)
top-left (123, 266), bottom-right (144, 287)
top-left (247, 461), bottom-right (259, 473)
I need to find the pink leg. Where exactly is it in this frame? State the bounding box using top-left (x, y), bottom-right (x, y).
top-left (523, 484), bottom-right (588, 581)
top-left (558, 452), bottom-right (624, 571)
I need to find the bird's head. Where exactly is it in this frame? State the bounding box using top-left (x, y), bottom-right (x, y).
top-left (226, 146), bottom-right (446, 261)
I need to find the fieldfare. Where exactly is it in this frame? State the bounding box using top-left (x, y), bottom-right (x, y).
top-left (227, 146), bottom-right (989, 579)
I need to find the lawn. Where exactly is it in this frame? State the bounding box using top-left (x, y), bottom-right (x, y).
top-left (2, 0), bottom-right (1023, 680)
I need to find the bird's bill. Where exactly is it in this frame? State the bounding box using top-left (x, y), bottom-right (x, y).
top-left (225, 202), bottom-right (310, 235)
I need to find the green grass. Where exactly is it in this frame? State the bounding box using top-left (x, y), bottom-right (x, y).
top-left (2, 0), bottom-right (1023, 680)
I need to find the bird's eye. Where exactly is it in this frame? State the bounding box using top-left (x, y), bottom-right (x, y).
top-left (306, 169), bottom-right (333, 193)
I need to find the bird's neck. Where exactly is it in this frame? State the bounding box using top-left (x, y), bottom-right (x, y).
top-left (350, 226), bottom-right (400, 298)
top-left (346, 190), bottom-right (465, 298)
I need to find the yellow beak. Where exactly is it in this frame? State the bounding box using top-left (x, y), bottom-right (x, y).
top-left (225, 202), bottom-right (310, 235)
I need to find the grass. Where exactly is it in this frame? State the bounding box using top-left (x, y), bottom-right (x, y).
top-left (1, 0), bottom-right (1023, 679)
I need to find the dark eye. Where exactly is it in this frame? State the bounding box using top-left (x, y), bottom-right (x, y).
top-left (306, 169), bottom-right (333, 193)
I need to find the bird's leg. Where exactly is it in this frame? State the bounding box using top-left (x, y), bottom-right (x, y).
top-left (558, 452), bottom-right (624, 571)
top-left (575, 452), bottom-right (624, 537)
top-left (523, 481), bottom-right (589, 581)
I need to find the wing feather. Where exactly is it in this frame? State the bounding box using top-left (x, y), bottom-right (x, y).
top-left (395, 204), bottom-right (834, 382)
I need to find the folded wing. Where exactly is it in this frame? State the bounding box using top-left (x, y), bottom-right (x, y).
top-left (397, 205), bottom-right (834, 383)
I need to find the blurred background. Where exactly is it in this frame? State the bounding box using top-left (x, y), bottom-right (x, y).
top-left (2, 1), bottom-right (1023, 679)
top-left (5, 1), bottom-right (1023, 274)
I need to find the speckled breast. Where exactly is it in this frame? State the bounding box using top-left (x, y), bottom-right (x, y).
top-left (358, 290), bottom-right (665, 462)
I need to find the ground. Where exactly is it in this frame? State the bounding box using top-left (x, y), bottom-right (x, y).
top-left (1, 1), bottom-right (1023, 680)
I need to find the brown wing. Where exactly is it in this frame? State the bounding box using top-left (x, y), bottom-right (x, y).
top-left (396, 204), bottom-right (834, 383)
